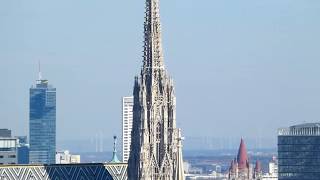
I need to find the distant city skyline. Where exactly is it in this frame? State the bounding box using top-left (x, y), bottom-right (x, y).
top-left (1, 0), bottom-right (320, 145)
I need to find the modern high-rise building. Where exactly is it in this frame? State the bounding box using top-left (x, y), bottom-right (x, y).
top-left (278, 123), bottom-right (320, 180)
top-left (127, 0), bottom-right (184, 179)
top-left (29, 69), bottom-right (56, 164)
top-left (122, 96), bottom-right (133, 163)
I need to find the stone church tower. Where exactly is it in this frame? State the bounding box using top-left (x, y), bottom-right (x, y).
top-left (127, 0), bottom-right (184, 179)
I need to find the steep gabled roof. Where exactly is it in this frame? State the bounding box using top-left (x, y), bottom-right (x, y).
top-left (254, 160), bottom-right (262, 172)
top-left (237, 138), bottom-right (249, 169)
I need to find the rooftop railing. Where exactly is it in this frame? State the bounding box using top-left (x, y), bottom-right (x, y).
top-left (278, 127), bottom-right (320, 136)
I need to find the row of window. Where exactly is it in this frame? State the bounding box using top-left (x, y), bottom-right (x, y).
top-left (279, 151), bottom-right (320, 158)
top-left (279, 166), bottom-right (320, 173)
top-left (279, 172), bottom-right (320, 179)
top-left (279, 136), bottom-right (320, 144)
top-left (279, 144), bottom-right (320, 151)
top-left (0, 163), bottom-right (16, 165)
top-left (0, 155), bottom-right (16, 158)
top-left (279, 158), bottom-right (320, 166)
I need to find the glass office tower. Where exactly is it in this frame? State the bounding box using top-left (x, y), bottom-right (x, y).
top-left (29, 77), bottom-right (56, 164)
top-left (278, 123), bottom-right (320, 180)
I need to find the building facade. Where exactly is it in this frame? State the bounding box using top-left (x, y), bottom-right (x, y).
top-left (0, 138), bottom-right (18, 165)
top-left (278, 123), bottom-right (320, 180)
top-left (127, 0), bottom-right (184, 179)
top-left (16, 136), bottom-right (29, 164)
top-left (260, 156), bottom-right (278, 180)
top-left (29, 74), bottom-right (56, 164)
top-left (122, 96), bottom-right (133, 162)
top-left (56, 150), bottom-right (80, 164)
top-left (17, 145), bottom-right (29, 164)
top-left (0, 131), bottom-right (29, 165)
top-left (0, 129), bottom-right (11, 138)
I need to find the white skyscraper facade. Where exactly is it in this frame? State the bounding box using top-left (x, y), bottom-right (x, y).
top-left (122, 96), bottom-right (133, 162)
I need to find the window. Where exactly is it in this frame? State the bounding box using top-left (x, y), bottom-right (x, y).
top-left (9, 155), bottom-right (16, 158)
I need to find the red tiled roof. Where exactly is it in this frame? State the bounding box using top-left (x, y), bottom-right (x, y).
top-left (255, 160), bottom-right (262, 172)
top-left (237, 138), bottom-right (249, 169)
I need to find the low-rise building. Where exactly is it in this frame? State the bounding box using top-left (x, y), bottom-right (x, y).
top-left (186, 173), bottom-right (228, 180)
top-left (56, 150), bottom-right (81, 164)
top-left (261, 156), bottom-right (278, 179)
top-left (0, 130), bottom-right (29, 165)
top-left (0, 138), bottom-right (18, 165)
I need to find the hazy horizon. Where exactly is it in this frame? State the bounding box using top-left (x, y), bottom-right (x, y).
top-left (1, 0), bottom-right (320, 147)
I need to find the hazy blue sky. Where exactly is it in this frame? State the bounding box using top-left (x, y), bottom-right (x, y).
top-left (1, 0), bottom-right (320, 144)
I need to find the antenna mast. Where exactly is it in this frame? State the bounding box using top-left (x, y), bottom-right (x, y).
top-left (38, 61), bottom-right (42, 80)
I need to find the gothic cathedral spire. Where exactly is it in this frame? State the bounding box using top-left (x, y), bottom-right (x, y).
top-left (128, 0), bottom-right (184, 179)
top-left (142, 0), bottom-right (164, 70)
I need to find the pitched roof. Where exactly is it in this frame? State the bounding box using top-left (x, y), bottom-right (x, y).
top-left (254, 160), bottom-right (262, 172)
top-left (237, 138), bottom-right (249, 169)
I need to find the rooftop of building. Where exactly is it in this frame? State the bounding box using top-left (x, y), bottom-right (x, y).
top-left (0, 163), bottom-right (127, 168)
top-left (278, 122), bottom-right (320, 136)
top-left (237, 138), bottom-right (249, 169)
top-left (291, 122), bottom-right (320, 128)
top-left (0, 163), bottom-right (128, 180)
top-left (0, 137), bottom-right (18, 140)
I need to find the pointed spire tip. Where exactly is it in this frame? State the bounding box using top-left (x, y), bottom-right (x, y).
top-left (38, 60), bottom-right (42, 81)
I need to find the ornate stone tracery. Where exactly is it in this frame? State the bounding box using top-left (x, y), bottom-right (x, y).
top-left (127, 0), bottom-right (184, 179)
